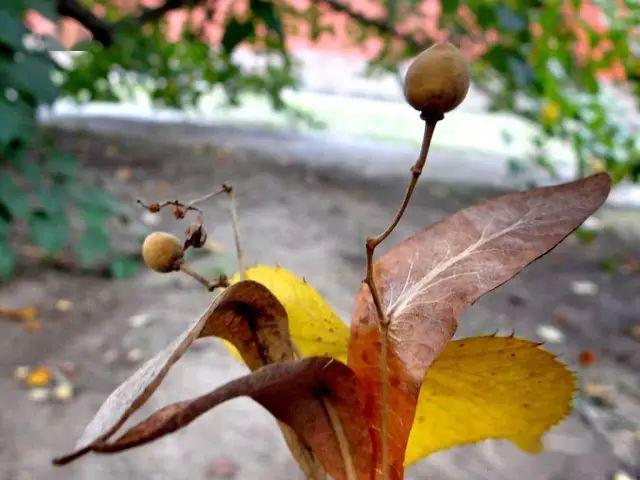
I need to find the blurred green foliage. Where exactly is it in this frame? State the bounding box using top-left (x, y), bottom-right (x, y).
top-left (0, 0), bottom-right (136, 281)
top-left (367, 0), bottom-right (639, 181)
top-left (1, 0), bottom-right (639, 281)
top-left (55, 0), bottom-right (639, 181)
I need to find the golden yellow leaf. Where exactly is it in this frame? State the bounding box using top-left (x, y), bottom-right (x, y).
top-left (26, 365), bottom-right (52, 388)
top-left (230, 265), bottom-right (349, 362)
top-left (405, 336), bottom-right (575, 464)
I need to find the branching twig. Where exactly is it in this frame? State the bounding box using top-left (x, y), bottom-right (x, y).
top-left (317, 0), bottom-right (423, 51)
top-left (137, 0), bottom-right (200, 24)
top-left (363, 113), bottom-right (441, 479)
top-left (222, 183), bottom-right (246, 280)
top-left (179, 264), bottom-right (228, 291)
top-left (55, 0), bottom-right (115, 45)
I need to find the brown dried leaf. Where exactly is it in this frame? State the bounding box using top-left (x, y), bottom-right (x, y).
top-left (53, 280), bottom-right (294, 465)
top-left (348, 173), bottom-right (611, 478)
top-left (92, 357), bottom-right (373, 480)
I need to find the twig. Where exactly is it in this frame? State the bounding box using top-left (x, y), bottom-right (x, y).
top-left (186, 187), bottom-right (226, 208)
top-left (322, 397), bottom-right (357, 480)
top-left (56, 0), bottom-right (114, 45)
top-left (317, 0), bottom-right (423, 51)
top-left (137, 0), bottom-right (200, 24)
top-left (223, 183), bottom-right (246, 280)
top-left (363, 113), bottom-right (441, 479)
top-left (179, 264), bottom-right (228, 291)
top-left (137, 186), bottom-right (226, 217)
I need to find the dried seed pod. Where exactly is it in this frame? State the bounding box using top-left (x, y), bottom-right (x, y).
top-left (404, 42), bottom-right (470, 116)
top-left (173, 205), bottom-right (186, 219)
top-left (141, 232), bottom-right (184, 273)
top-left (184, 223), bottom-right (207, 249)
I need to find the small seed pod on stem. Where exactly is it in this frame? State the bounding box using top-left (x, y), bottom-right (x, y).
top-left (141, 232), bottom-right (184, 273)
top-left (404, 41), bottom-right (470, 117)
top-left (366, 42), bottom-right (469, 480)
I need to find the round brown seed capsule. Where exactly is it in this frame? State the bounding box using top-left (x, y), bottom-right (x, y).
top-left (404, 42), bottom-right (470, 115)
top-left (141, 231), bottom-right (184, 273)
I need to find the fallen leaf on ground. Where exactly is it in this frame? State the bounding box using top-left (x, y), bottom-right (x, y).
top-left (536, 324), bottom-right (565, 343)
top-left (54, 383), bottom-right (74, 402)
top-left (28, 388), bottom-right (50, 402)
top-left (13, 366), bottom-right (29, 381)
top-left (0, 306), bottom-right (38, 321)
top-left (55, 299), bottom-right (73, 312)
top-left (27, 366), bottom-right (52, 388)
top-left (571, 280), bottom-right (599, 296)
top-left (578, 350), bottom-right (598, 367)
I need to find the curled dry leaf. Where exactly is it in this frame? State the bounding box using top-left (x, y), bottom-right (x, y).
top-left (53, 281), bottom-right (294, 465)
top-left (348, 173), bottom-right (611, 478)
top-left (92, 357), bottom-right (373, 480)
top-left (230, 265), bottom-right (350, 361)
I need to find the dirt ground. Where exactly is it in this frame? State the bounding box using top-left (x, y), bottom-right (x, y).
top-left (1, 119), bottom-right (639, 480)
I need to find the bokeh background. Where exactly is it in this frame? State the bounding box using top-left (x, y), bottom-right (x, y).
top-left (1, 1), bottom-right (639, 479)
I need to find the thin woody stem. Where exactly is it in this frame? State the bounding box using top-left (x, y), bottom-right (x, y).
top-left (223, 183), bottom-right (246, 280)
top-left (363, 114), bottom-right (441, 479)
top-left (179, 263), bottom-right (229, 291)
top-left (186, 187), bottom-right (226, 208)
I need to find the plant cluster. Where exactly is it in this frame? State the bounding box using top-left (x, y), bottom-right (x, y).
top-left (0, 1), bottom-right (136, 281)
top-left (53, 43), bottom-right (611, 479)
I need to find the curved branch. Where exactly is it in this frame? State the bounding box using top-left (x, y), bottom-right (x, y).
top-left (317, 0), bottom-right (424, 51)
top-left (55, 0), bottom-right (114, 45)
top-left (137, 0), bottom-right (201, 25)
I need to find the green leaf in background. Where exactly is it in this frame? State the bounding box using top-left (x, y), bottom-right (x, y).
top-left (222, 18), bottom-right (255, 53)
top-left (47, 151), bottom-right (77, 180)
top-left (0, 10), bottom-right (25, 50)
top-left (36, 184), bottom-right (69, 215)
top-left (29, 210), bottom-right (69, 254)
top-left (441, 0), bottom-right (460, 15)
top-left (0, 54), bottom-right (58, 104)
top-left (0, 175), bottom-right (30, 220)
top-left (79, 186), bottom-right (118, 226)
top-left (11, 155), bottom-right (43, 186)
top-left (0, 100), bottom-right (36, 146)
top-left (77, 224), bottom-right (111, 266)
top-left (25, 0), bottom-right (59, 20)
top-left (0, 239), bottom-right (15, 281)
top-left (110, 256), bottom-right (138, 279)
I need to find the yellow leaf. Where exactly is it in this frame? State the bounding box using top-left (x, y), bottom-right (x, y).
top-left (230, 265), bottom-right (349, 362)
top-left (405, 336), bottom-right (575, 464)
top-left (26, 365), bottom-right (52, 388)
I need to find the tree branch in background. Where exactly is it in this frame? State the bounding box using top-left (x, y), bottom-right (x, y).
top-left (55, 0), bottom-right (203, 46)
top-left (317, 0), bottom-right (423, 51)
top-left (137, 0), bottom-right (201, 25)
top-left (55, 0), bottom-right (114, 45)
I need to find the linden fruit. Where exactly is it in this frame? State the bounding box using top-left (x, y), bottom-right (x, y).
top-left (142, 231), bottom-right (184, 273)
top-left (404, 42), bottom-right (470, 115)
